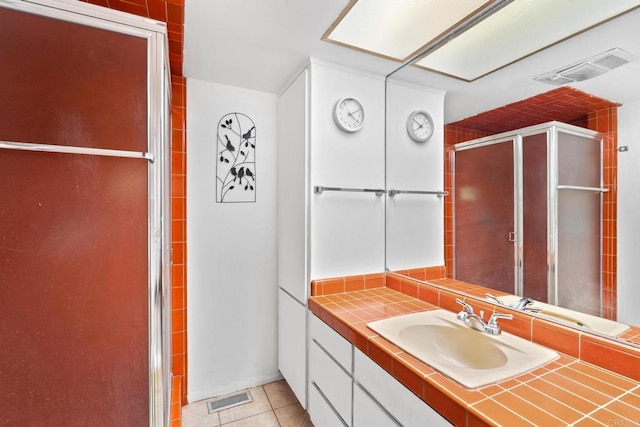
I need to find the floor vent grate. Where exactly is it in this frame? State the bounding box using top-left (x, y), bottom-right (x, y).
top-left (206, 391), bottom-right (253, 414)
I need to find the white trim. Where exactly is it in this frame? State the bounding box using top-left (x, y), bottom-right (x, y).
top-left (278, 63), bottom-right (311, 97)
top-left (385, 76), bottom-right (446, 96)
top-left (309, 57), bottom-right (386, 82)
top-left (187, 372), bottom-right (284, 403)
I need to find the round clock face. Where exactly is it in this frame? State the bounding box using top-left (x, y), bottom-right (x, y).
top-left (333, 97), bottom-right (365, 133)
top-left (406, 110), bottom-right (434, 143)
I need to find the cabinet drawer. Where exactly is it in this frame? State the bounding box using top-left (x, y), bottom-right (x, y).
top-left (353, 383), bottom-right (399, 427)
top-left (354, 349), bottom-right (452, 427)
top-left (309, 339), bottom-right (352, 425)
top-left (309, 381), bottom-right (348, 427)
top-left (309, 313), bottom-right (352, 371)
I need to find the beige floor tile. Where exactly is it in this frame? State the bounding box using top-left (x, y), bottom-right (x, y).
top-left (221, 411), bottom-right (280, 427)
top-left (274, 402), bottom-right (314, 427)
top-left (264, 380), bottom-right (299, 409)
top-left (218, 386), bottom-right (272, 425)
top-left (182, 411), bottom-right (221, 427)
top-left (182, 400), bottom-right (221, 427)
top-left (182, 381), bottom-right (312, 427)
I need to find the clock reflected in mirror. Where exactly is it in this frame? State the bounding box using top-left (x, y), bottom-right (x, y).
top-left (406, 110), bottom-right (434, 143)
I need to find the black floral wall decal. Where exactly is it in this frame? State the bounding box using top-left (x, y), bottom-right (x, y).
top-left (216, 112), bottom-right (256, 203)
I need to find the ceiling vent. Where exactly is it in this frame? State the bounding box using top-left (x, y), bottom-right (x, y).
top-left (535, 48), bottom-right (636, 86)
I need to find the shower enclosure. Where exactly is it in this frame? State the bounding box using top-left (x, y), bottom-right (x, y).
top-left (0, 1), bottom-right (171, 425)
top-left (454, 122), bottom-right (604, 316)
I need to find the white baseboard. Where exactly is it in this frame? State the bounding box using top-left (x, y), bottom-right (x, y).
top-left (187, 372), bottom-right (284, 404)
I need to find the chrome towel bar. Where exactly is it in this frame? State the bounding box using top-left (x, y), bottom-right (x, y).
top-left (556, 185), bottom-right (608, 193)
top-left (313, 186), bottom-right (385, 196)
top-left (388, 189), bottom-right (448, 197)
top-left (313, 186), bottom-right (449, 197)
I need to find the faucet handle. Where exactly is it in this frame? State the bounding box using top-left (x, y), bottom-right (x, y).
top-left (485, 312), bottom-right (514, 335)
top-left (456, 298), bottom-right (474, 313)
top-left (486, 293), bottom-right (505, 305)
top-left (455, 298), bottom-right (474, 320)
top-left (513, 297), bottom-right (534, 310)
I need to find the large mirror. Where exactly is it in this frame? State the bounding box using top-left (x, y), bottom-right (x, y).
top-left (384, 5), bottom-right (640, 348)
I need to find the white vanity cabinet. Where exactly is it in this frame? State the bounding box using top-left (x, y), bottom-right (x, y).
top-left (308, 313), bottom-right (452, 427)
top-left (308, 313), bottom-right (352, 426)
top-left (354, 349), bottom-right (452, 427)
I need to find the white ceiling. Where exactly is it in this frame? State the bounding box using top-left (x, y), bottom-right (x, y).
top-left (183, 1), bottom-right (640, 123)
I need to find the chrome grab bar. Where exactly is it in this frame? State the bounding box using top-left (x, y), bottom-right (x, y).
top-left (313, 186), bottom-right (449, 198)
top-left (313, 186), bottom-right (385, 196)
top-left (556, 185), bottom-right (608, 193)
top-left (388, 189), bottom-right (448, 197)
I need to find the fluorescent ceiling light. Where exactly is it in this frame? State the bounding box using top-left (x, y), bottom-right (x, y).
top-left (322, 0), bottom-right (496, 62)
top-left (415, 0), bottom-right (640, 81)
top-left (324, 0), bottom-right (640, 81)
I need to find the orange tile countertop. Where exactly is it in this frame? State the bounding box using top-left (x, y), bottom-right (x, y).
top-left (308, 285), bottom-right (640, 427)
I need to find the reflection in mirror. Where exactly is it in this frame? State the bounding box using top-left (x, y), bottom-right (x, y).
top-left (383, 10), bottom-right (640, 347)
top-left (454, 123), bottom-right (604, 317)
top-left (489, 294), bottom-right (630, 337)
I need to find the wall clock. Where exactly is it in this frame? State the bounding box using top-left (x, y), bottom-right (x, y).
top-left (406, 110), bottom-right (434, 143)
top-left (333, 97), bottom-right (365, 133)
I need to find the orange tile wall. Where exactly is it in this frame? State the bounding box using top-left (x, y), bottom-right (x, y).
top-left (171, 74), bottom-right (188, 409)
top-left (444, 87), bottom-right (619, 320)
top-left (588, 107), bottom-right (618, 320)
top-left (80, 0), bottom-right (188, 417)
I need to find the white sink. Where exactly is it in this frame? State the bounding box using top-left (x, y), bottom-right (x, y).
top-left (367, 309), bottom-right (558, 389)
top-left (495, 295), bottom-right (630, 336)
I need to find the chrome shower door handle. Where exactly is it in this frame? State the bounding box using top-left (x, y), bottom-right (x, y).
top-left (508, 231), bottom-right (516, 242)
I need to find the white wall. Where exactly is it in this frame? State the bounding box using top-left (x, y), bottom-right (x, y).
top-left (186, 78), bottom-right (280, 401)
top-left (617, 99), bottom-right (640, 326)
top-left (309, 60), bottom-right (386, 279)
top-left (386, 79), bottom-right (446, 271)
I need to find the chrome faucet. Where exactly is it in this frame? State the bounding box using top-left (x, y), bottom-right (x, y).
top-left (455, 299), bottom-right (486, 332)
top-left (485, 293), bottom-right (505, 305)
top-left (456, 298), bottom-right (513, 335)
top-left (485, 293), bottom-right (543, 313)
top-left (485, 313), bottom-right (513, 335)
top-left (512, 297), bottom-right (543, 313)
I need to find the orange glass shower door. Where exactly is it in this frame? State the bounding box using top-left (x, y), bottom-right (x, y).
top-left (454, 140), bottom-right (516, 294)
top-left (0, 5), bottom-right (150, 425)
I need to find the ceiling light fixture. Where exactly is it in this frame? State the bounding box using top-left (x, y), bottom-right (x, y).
top-left (414, 0), bottom-right (640, 81)
top-left (323, 0), bottom-right (640, 81)
top-left (322, 0), bottom-right (504, 63)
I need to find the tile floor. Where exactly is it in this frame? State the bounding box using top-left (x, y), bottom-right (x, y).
top-left (182, 380), bottom-right (313, 427)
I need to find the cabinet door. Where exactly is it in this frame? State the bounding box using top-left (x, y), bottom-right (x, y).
top-left (353, 384), bottom-right (399, 427)
top-left (277, 70), bottom-right (308, 302)
top-left (278, 290), bottom-right (307, 407)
